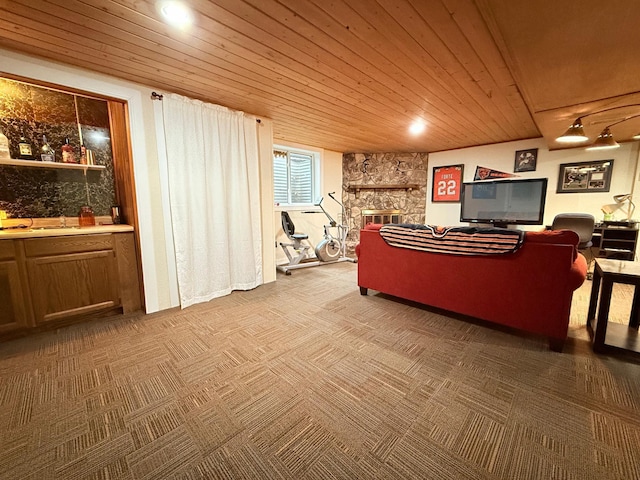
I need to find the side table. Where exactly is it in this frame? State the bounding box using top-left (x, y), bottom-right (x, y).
top-left (587, 259), bottom-right (640, 353)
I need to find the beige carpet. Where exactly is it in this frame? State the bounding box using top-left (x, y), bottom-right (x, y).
top-left (0, 263), bottom-right (639, 479)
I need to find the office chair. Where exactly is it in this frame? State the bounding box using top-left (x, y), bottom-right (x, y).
top-left (551, 213), bottom-right (595, 277)
top-left (551, 213), bottom-right (595, 248)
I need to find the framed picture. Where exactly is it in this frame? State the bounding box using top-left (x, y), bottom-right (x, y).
top-left (514, 148), bottom-right (538, 172)
top-left (556, 159), bottom-right (614, 193)
top-left (432, 164), bottom-right (464, 202)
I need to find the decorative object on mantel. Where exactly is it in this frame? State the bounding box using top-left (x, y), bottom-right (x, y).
top-left (347, 183), bottom-right (420, 198)
top-left (432, 164), bottom-right (464, 202)
top-left (514, 148), bottom-right (538, 172)
top-left (556, 159), bottom-right (613, 193)
top-left (474, 166), bottom-right (518, 181)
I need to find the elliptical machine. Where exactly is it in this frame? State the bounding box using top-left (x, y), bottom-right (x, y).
top-left (277, 192), bottom-right (355, 275)
top-left (314, 192), bottom-right (350, 262)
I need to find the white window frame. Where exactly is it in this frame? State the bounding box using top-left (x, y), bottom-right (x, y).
top-left (273, 144), bottom-right (321, 210)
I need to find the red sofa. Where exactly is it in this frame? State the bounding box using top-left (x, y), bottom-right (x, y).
top-left (356, 224), bottom-right (588, 351)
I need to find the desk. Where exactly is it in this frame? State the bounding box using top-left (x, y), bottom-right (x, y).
top-left (592, 223), bottom-right (638, 261)
top-left (587, 259), bottom-right (640, 354)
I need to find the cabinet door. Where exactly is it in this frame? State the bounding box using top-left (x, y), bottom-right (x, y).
top-left (27, 250), bottom-right (120, 324)
top-left (0, 260), bottom-right (30, 333)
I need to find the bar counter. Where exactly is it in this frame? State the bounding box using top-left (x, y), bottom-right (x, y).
top-left (0, 224), bottom-right (133, 239)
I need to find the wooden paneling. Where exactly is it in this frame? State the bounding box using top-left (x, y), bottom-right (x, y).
top-left (0, 0), bottom-right (542, 153)
top-left (1, 1), bottom-right (638, 150)
top-left (476, 0), bottom-right (640, 149)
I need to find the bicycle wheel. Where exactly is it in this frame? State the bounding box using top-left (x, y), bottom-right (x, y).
top-left (315, 237), bottom-right (342, 262)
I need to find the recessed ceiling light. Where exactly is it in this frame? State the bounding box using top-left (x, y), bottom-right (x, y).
top-left (158, 1), bottom-right (193, 28)
top-left (409, 120), bottom-right (426, 135)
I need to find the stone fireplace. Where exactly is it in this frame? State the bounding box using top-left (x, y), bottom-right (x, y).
top-left (342, 152), bottom-right (428, 254)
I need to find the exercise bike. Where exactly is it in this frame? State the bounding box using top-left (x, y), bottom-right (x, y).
top-left (277, 192), bottom-right (356, 275)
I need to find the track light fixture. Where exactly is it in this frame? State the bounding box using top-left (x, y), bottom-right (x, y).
top-left (556, 104), bottom-right (640, 148)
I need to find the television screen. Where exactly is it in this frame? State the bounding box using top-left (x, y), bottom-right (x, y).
top-left (460, 178), bottom-right (548, 227)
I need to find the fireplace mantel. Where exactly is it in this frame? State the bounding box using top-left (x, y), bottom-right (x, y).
top-left (347, 183), bottom-right (420, 197)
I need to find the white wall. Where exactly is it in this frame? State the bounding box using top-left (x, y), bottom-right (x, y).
top-left (427, 137), bottom-right (640, 229)
top-left (0, 47), bottom-right (277, 312)
top-left (274, 145), bottom-right (344, 265)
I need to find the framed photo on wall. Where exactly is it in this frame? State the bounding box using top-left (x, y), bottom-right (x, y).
top-left (556, 159), bottom-right (614, 193)
top-left (432, 164), bottom-right (464, 202)
top-left (514, 148), bottom-right (538, 172)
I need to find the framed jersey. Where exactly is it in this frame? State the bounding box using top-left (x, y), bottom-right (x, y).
top-left (432, 164), bottom-right (464, 202)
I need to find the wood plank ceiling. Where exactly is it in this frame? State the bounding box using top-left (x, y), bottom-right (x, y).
top-left (0, 0), bottom-right (639, 154)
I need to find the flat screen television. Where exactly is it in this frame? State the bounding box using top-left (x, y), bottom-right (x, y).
top-left (460, 178), bottom-right (548, 227)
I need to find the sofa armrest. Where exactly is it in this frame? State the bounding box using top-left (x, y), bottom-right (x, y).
top-left (569, 252), bottom-right (588, 290)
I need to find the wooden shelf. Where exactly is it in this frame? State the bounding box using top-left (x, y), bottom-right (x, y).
top-left (347, 183), bottom-right (421, 196)
top-left (0, 158), bottom-right (105, 172)
top-left (593, 224), bottom-right (638, 261)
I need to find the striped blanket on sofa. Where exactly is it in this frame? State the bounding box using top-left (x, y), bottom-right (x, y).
top-left (379, 224), bottom-right (525, 255)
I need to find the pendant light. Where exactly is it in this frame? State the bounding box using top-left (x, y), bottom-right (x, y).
top-left (585, 113), bottom-right (640, 150)
top-left (556, 104), bottom-right (640, 146)
top-left (556, 117), bottom-right (589, 143)
top-left (585, 127), bottom-right (620, 151)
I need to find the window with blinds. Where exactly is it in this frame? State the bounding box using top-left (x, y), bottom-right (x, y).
top-left (273, 147), bottom-right (319, 206)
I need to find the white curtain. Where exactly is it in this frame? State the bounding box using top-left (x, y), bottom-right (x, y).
top-left (161, 93), bottom-right (262, 308)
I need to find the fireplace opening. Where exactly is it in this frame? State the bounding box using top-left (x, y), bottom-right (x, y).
top-left (361, 209), bottom-right (403, 228)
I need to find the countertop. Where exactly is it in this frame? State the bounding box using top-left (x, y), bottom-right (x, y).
top-left (0, 224), bottom-right (134, 239)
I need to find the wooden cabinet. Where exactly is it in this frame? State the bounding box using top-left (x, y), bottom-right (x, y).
top-left (0, 240), bottom-right (31, 333)
top-left (25, 235), bottom-right (120, 324)
top-left (592, 224), bottom-right (639, 261)
top-left (0, 230), bottom-right (142, 338)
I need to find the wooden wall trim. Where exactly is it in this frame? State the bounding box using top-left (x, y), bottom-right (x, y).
top-left (108, 100), bottom-right (145, 311)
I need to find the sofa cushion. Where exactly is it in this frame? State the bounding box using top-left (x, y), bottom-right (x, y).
top-left (525, 229), bottom-right (579, 245)
top-left (525, 229), bottom-right (579, 260)
top-left (364, 223), bottom-right (384, 231)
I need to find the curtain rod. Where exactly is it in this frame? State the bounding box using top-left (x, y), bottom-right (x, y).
top-left (151, 91), bottom-right (261, 122)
